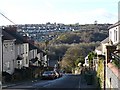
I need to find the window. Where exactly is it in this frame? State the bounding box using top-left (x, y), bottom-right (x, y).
top-left (4, 44), bottom-right (8, 50)
top-left (6, 62), bottom-right (10, 70)
top-left (26, 59), bottom-right (28, 64)
top-left (18, 61), bottom-right (20, 64)
top-left (11, 45), bottom-right (14, 51)
top-left (116, 30), bottom-right (117, 41)
top-left (114, 30), bottom-right (116, 42)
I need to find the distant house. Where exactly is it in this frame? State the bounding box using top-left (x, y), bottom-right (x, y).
top-left (101, 37), bottom-right (109, 55)
top-left (95, 46), bottom-right (102, 55)
top-left (15, 42), bottom-right (29, 69)
top-left (37, 49), bottom-right (45, 67)
top-left (84, 55), bottom-right (89, 67)
top-left (42, 54), bottom-right (48, 67)
top-left (29, 45), bottom-right (38, 66)
top-left (22, 43), bottom-right (29, 67)
top-left (29, 43), bottom-right (46, 67)
top-left (2, 30), bottom-right (16, 74)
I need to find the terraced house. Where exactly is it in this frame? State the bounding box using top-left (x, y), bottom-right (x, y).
top-left (2, 26), bottom-right (47, 83)
top-left (95, 21), bottom-right (120, 89)
top-left (106, 21), bottom-right (120, 89)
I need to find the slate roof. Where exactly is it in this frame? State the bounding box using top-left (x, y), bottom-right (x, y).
top-left (3, 26), bottom-right (46, 55)
top-left (2, 30), bottom-right (16, 41)
top-left (101, 37), bottom-right (109, 44)
top-left (108, 21), bottom-right (120, 29)
top-left (3, 28), bottom-right (26, 44)
top-left (95, 45), bottom-right (102, 51)
top-left (30, 58), bottom-right (37, 63)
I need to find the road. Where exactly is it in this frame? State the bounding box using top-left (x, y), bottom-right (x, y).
top-left (2, 74), bottom-right (97, 90)
top-left (3, 74), bottom-right (98, 90)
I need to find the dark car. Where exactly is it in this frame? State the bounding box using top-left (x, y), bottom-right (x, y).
top-left (42, 71), bottom-right (56, 79)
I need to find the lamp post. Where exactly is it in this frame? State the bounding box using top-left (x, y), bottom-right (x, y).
top-left (0, 27), bottom-right (2, 90)
top-left (103, 57), bottom-right (106, 90)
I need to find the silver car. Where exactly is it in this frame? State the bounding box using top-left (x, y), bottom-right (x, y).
top-left (42, 71), bottom-right (56, 79)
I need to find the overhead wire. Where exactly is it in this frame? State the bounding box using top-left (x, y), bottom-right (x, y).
top-left (0, 12), bottom-right (16, 25)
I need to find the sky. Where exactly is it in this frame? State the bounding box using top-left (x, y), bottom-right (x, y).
top-left (0, 0), bottom-right (119, 25)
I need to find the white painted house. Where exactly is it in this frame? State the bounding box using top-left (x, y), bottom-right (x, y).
top-left (15, 43), bottom-right (29, 69)
top-left (37, 50), bottom-right (45, 66)
top-left (15, 44), bottom-right (23, 69)
top-left (2, 26), bottom-right (30, 70)
top-left (43, 55), bottom-right (48, 67)
top-left (22, 43), bottom-right (29, 67)
top-left (109, 21), bottom-right (120, 45)
top-left (29, 44), bottom-right (47, 67)
top-left (15, 41), bottom-right (29, 69)
top-left (84, 55), bottom-right (89, 67)
top-left (29, 44), bottom-right (38, 66)
top-left (101, 37), bottom-right (109, 55)
top-left (2, 30), bottom-right (16, 74)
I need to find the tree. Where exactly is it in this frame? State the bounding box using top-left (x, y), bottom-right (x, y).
top-left (60, 42), bottom-right (99, 72)
top-left (75, 56), bottom-right (84, 67)
top-left (88, 52), bottom-right (97, 67)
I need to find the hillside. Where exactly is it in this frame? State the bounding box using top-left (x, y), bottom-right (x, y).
top-left (50, 30), bottom-right (108, 44)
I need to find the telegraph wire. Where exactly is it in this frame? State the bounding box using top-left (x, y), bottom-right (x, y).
top-left (0, 12), bottom-right (16, 25)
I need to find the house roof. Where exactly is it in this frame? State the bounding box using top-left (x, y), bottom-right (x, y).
top-left (2, 30), bottom-right (16, 41)
top-left (95, 45), bottom-right (102, 51)
top-left (3, 28), bottom-right (25, 44)
top-left (108, 21), bottom-right (120, 29)
top-left (29, 43), bottom-right (46, 55)
top-left (3, 26), bottom-right (46, 55)
top-left (30, 58), bottom-right (37, 63)
top-left (101, 37), bottom-right (109, 44)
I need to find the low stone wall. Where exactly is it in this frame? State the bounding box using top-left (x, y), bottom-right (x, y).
top-left (106, 63), bottom-right (120, 89)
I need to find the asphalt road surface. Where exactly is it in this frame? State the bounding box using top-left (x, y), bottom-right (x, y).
top-left (3, 74), bottom-right (81, 90)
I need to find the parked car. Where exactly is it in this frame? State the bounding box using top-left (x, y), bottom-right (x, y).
top-left (42, 71), bottom-right (56, 80)
top-left (59, 70), bottom-right (65, 77)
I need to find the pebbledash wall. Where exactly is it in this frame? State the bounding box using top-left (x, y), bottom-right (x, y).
top-left (106, 63), bottom-right (120, 89)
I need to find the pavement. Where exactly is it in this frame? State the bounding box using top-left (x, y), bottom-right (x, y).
top-left (79, 73), bottom-right (99, 90)
top-left (2, 74), bottom-right (98, 90)
top-left (2, 78), bottom-right (40, 89)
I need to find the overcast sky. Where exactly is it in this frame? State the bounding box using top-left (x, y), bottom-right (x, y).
top-left (0, 0), bottom-right (119, 25)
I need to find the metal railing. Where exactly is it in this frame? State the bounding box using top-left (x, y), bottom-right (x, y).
top-left (111, 53), bottom-right (120, 61)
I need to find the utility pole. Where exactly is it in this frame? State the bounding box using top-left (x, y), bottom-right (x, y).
top-left (0, 27), bottom-right (2, 89)
top-left (103, 58), bottom-right (106, 90)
